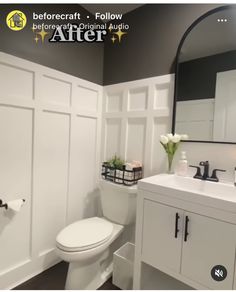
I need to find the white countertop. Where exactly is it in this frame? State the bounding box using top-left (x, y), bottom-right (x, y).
top-left (138, 174), bottom-right (236, 213)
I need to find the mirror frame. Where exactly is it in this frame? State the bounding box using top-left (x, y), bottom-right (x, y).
top-left (172, 5), bottom-right (236, 144)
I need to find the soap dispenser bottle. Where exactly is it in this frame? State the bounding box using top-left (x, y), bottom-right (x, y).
top-left (176, 151), bottom-right (188, 176)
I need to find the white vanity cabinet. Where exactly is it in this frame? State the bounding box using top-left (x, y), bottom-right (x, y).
top-left (181, 211), bottom-right (236, 290)
top-left (142, 200), bottom-right (183, 273)
top-left (133, 175), bottom-right (236, 290)
top-left (141, 199), bottom-right (236, 289)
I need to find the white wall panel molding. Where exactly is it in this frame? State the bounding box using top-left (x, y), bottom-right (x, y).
top-left (0, 52), bottom-right (102, 289)
top-left (1, 249), bottom-right (59, 290)
top-left (103, 74), bottom-right (174, 177)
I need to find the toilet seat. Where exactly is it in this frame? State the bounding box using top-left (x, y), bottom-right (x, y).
top-left (56, 217), bottom-right (114, 252)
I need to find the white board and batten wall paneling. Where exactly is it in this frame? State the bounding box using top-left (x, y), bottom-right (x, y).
top-left (0, 52), bottom-right (102, 289)
top-left (102, 75), bottom-right (174, 177)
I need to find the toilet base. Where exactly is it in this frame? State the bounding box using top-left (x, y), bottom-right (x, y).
top-left (64, 222), bottom-right (124, 290)
top-left (65, 249), bottom-right (113, 290)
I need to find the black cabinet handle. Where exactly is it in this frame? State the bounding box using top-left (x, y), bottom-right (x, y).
top-left (184, 216), bottom-right (189, 242)
top-left (175, 213), bottom-right (180, 238)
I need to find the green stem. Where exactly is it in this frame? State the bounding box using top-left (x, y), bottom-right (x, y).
top-left (167, 153), bottom-right (174, 173)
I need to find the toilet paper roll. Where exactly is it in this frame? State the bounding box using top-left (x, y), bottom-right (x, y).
top-left (7, 199), bottom-right (25, 212)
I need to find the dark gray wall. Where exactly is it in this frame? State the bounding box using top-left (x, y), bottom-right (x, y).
top-left (0, 4), bottom-right (225, 86)
top-left (103, 4), bottom-right (221, 85)
top-left (0, 4), bottom-right (104, 85)
top-left (178, 50), bottom-right (236, 101)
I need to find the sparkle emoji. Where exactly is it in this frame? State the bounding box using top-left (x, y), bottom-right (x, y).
top-left (113, 29), bottom-right (127, 43)
top-left (34, 35), bottom-right (39, 43)
top-left (37, 27), bottom-right (49, 43)
top-left (111, 35), bottom-right (116, 43)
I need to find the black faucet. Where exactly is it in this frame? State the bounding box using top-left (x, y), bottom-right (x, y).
top-left (189, 161), bottom-right (226, 182)
top-left (210, 169), bottom-right (226, 182)
top-left (199, 161), bottom-right (209, 180)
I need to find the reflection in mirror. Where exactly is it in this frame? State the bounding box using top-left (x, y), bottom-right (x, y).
top-left (175, 6), bottom-right (236, 143)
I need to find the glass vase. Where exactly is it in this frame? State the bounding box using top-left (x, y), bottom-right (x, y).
top-left (167, 153), bottom-right (174, 174)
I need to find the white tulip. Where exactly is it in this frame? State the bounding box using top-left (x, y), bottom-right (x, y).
top-left (181, 134), bottom-right (189, 140)
top-left (160, 135), bottom-right (169, 144)
top-left (167, 133), bottom-right (173, 140)
top-left (172, 134), bottom-right (181, 143)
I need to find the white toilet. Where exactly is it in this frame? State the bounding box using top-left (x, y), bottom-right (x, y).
top-left (56, 180), bottom-right (137, 290)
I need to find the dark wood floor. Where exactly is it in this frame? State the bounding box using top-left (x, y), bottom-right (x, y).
top-left (14, 261), bottom-right (120, 290)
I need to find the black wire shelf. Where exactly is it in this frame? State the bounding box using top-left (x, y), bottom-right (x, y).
top-left (101, 162), bottom-right (142, 186)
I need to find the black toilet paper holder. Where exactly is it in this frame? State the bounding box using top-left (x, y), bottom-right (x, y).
top-left (0, 199), bottom-right (8, 209)
top-left (0, 198), bottom-right (26, 210)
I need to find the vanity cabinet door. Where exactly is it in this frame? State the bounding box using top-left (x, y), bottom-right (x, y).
top-left (142, 199), bottom-right (183, 273)
top-left (181, 212), bottom-right (236, 289)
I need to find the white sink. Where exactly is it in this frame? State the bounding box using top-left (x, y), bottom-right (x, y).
top-left (138, 174), bottom-right (236, 213)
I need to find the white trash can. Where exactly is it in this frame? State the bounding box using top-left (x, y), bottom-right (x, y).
top-left (113, 242), bottom-right (135, 290)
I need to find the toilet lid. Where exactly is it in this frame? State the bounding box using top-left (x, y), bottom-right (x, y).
top-left (56, 217), bottom-right (113, 252)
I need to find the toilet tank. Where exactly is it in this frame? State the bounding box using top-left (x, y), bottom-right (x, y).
top-left (99, 180), bottom-right (137, 225)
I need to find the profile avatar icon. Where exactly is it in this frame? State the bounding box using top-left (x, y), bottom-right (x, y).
top-left (6, 10), bottom-right (27, 31)
top-left (10, 13), bottom-right (24, 28)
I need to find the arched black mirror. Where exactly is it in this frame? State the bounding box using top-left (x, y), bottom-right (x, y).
top-left (172, 5), bottom-right (236, 144)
